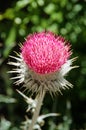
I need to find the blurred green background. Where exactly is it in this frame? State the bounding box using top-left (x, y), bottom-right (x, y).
top-left (0, 0), bottom-right (86, 130)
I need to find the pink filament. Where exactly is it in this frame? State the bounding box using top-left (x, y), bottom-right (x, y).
top-left (21, 31), bottom-right (71, 74)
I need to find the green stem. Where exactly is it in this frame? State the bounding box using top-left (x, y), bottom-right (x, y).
top-left (29, 91), bottom-right (45, 130)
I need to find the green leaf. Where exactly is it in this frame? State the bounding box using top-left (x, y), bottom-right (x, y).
top-left (73, 4), bottom-right (82, 12)
top-left (0, 118), bottom-right (20, 130)
top-left (4, 8), bottom-right (15, 20)
top-left (44, 3), bottom-right (56, 14)
top-left (0, 118), bottom-right (11, 130)
top-left (3, 25), bottom-right (16, 57)
top-left (15, 0), bottom-right (30, 10)
top-left (0, 94), bottom-right (16, 103)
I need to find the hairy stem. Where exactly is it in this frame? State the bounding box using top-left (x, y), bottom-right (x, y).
top-left (29, 90), bottom-right (46, 130)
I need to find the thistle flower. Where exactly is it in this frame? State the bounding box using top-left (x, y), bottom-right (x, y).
top-left (8, 31), bottom-right (77, 130)
top-left (8, 31), bottom-right (76, 94)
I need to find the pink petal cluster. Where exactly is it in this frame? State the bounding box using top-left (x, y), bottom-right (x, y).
top-left (21, 31), bottom-right (71, 74)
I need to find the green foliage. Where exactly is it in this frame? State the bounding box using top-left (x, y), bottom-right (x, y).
top-left (0, 94), bottom-right (16, 103)
top-left (0, 118), bottom-right (19, 130)
top-left (0, 0), bottom-right (86, 129)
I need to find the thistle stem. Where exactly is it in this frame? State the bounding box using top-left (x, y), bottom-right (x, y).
top-left (29, 90), bottom-right (46, 130)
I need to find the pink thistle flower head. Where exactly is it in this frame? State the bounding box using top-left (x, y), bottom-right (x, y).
top-left (21, 31), bottom-right (71, 74)
top-left (8, 31), bottom-right (77, 94)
